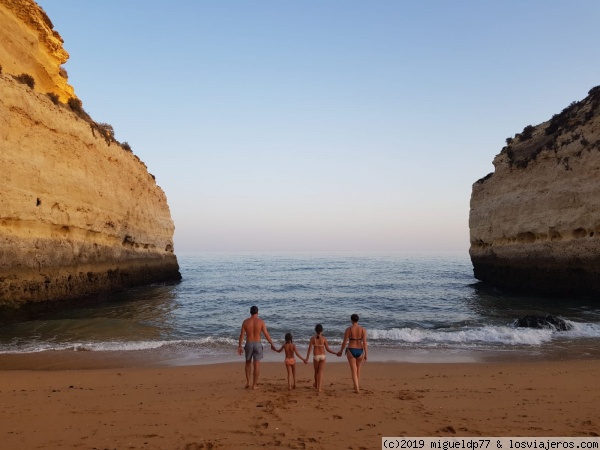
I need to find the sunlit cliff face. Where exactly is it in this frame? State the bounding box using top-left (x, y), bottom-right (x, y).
top-left (0, 0), bottom-right (75, 102)
top-left (0, 0), bottom-right (181, 306)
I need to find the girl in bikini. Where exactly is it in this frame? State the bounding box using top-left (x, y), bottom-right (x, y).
top-left (338, 313), bottom-right (368, 393)
top-left (305, 324), bottom-right (337, 394)
top-left (274, 332), bottom-right (307, 390)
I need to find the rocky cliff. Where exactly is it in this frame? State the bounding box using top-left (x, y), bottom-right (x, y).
top-left (0, 0), bottom-right (74, 102)
top-left (0, 0), bottom-right (181, 306)
top-left (469, 86), bottom-right (600, 297)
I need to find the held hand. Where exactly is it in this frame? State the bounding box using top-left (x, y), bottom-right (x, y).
top-left (337, 351), bottom-right (342, 357)
top-left (270, 344), bottom-right (276, 351)
top-left (303, 358), bottom-right (308, 364)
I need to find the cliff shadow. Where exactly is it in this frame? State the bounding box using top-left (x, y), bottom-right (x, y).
top-left (0, 280), bottom-right (181, 328)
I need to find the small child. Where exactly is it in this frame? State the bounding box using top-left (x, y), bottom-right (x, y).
top-left (274, 332), bottom-right (307, 390)
top-left (305, 324), bottom-right (337, 394)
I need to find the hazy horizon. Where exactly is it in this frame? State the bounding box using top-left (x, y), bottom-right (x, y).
top-left (37, 1), bottom-right (600, 253)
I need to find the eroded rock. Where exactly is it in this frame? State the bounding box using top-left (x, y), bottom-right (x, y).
top-left (470, 86), bottom-right (600, 297)
top-left (514, 315), bottom-right (572, 331)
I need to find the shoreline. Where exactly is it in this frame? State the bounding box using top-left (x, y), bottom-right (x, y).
top-left (0, 360), bottom-right (598, 449)
top-left (1, 344), bottom-right (596, 371)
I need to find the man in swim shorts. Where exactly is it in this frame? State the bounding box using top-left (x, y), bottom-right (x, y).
top-left (237, 305), bottom-right (275, 389)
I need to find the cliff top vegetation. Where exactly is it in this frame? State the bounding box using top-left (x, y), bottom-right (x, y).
top-left (499, 85), bottom-right (600, 169)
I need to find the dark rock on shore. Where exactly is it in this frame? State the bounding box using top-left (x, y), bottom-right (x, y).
top-left (514, 315), bottom-right (572, 331)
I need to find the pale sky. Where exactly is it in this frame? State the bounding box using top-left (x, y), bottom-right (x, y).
top-left (38, 1), bottom-right (600, 252)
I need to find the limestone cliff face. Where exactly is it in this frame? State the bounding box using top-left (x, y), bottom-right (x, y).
top-left (0, 1), bottom-right (180, 306)
top-left (469, 86), bottom-right (600, 297)
top-left (0, 0), bottom-right (74, 102)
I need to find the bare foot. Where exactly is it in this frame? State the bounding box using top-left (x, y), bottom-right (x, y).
top-left (253, 385), bottom-right (259, 390)
top-left (292, 384), bottom-right (296, 389)
top-left (288, 385), bottom-right (292, 390)
top-left (245, 384), bottom-right (250, 389)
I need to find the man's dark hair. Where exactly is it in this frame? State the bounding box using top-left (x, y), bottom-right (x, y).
top-left (351, 314), bottom-right (359, 323)
top-left (250, 305), bottom-right (258, 315)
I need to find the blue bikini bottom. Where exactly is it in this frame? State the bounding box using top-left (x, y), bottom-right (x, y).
top-left (346, 348), bottom-right (364, 358)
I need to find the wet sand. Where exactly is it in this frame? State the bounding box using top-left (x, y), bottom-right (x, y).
top-left (0, 359), bottom-right (599, 449)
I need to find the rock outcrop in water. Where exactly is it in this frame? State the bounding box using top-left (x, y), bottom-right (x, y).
top-left (469, 86), bottom-right (600, 297)
top-left (0, 0), bottom-right (181, 306)
top-left (514, 315), bottom-right (572, 331)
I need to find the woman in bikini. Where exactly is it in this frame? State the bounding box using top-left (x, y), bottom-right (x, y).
top-left (274, 332), bottom-right (307, 390)
top-left (305, 324), bottom-right (337, 394)
top-left (338, 313), bottom-right (368, 393)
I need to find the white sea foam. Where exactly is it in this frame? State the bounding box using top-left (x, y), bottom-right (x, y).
top-left (3, 323), bottom-right (600, 354)
top-left (560, 320), bottom-right (600, 338)
top-left (369, 326), bottom-right (554, 346)
top-left (70, 336), bottom-right (239, 353)
top-left (369, 321), bottom-right (600, 347)
top-left (0, 336), bottom-right (240, 354)
top-left (2, 322), bottom-right (600, 354)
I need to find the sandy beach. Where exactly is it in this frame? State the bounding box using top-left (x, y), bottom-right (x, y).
top-left (0, 359), bottom-right (598, 449)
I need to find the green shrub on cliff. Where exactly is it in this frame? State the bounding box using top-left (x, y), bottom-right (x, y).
top-left (46, 92), bottom-right (60, 105)
top-left (68, 97), bottom-right (83, 112)
top-left (96, 122), bottom-right (115, 141)
top-left (67, 97), bottom-right (93, 121)
top-left (519, 125), bottom-right (535, 141)
top-left (14, 73), bottom-right (35, 89)
top-left (545, 101), bottom-right (580, 136)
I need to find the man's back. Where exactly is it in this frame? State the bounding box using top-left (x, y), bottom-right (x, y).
top-left (242, 315), bottom-right (264, 342)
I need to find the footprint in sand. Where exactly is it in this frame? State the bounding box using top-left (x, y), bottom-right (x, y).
top-left (396, 390), bottom-right (416, 400)
top-left (183, 443), bottom-right (214, 450)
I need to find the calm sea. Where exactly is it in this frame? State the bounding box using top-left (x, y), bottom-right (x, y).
top-left (1, 251), bottom-right (600, 366)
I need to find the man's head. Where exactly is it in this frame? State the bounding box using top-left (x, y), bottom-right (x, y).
top-left (250, 305), bottom-right (259, 315)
